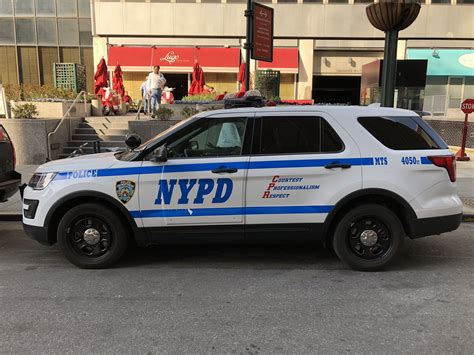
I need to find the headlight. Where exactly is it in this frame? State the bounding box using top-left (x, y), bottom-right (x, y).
top-left (28, 172), bottom-right (57, 190)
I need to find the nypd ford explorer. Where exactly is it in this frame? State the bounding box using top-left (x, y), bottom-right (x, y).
top-left (22, 106), bottom-right (462, 270)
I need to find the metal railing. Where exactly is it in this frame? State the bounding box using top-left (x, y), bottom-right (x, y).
top-left (47, 91), bottom-right (87, 160)
top-left (422, 95), bottom-right (447, 119)
top-left (135, 93), bottom-right (151, 121)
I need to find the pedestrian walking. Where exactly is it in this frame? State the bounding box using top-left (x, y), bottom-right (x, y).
top-left (147, 65), bottom-right (166, 117)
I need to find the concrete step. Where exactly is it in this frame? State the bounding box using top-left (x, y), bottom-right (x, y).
top-left (75, 127), bottom-right (128, 135)
top-left (71, 134), bottom-right (126, 141)
top-left (61, 147), bottom-right (124, 155)
top-left (85, 117), bottom-right (135, 125)
top-left (66, 140), bottom-right (127, 148)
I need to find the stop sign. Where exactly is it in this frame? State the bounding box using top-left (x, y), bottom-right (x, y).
top-left (461, 99), bottom-right (474, 114)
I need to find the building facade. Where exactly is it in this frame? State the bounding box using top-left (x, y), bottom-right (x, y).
top-left (0, 0), bottom-right (93, 91)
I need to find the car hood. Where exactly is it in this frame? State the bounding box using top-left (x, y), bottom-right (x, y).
top-left (36, 152), bottom-right (118, 173)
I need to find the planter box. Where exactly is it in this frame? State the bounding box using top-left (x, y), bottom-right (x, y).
top-left (12, 101), bottom-right (91, 119)
top-left (129, 119), bottom-right (181, 142)
top-left (161, 103), bottom-right (224, 120)
top-left (0, 117), bottom-right (82, 164)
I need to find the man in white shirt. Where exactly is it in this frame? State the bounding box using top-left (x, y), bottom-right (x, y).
top-left (147, 65), bottom-right (166, 117)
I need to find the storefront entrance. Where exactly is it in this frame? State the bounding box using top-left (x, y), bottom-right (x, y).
top-left (164, 74), bottom-right (188, 100)
top-left (312, 76), bottom-right (361, 105)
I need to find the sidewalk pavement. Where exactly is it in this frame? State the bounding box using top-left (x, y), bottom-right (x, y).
top-left (1, 161), bottom-right (473, 219)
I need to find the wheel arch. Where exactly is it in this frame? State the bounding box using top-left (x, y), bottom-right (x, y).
top-left (323, 188), bottom-right (417, 245)
top-left (45, 191), bottom-right (139, 245)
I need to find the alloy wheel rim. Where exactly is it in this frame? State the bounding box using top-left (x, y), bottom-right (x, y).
top-left (66, 216), bottom-right (113, 258)
top-left (347, 217), bottom-right (392, 260)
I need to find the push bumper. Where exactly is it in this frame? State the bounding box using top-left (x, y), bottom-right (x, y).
top-left (23, 223), bottom-right (53, 246)
top-left (0, 171), bottom-right (21, 202)
top-left (409, 213), bottom-right (463, 239)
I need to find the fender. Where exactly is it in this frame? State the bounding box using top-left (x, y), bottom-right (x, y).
top-left (323, 188), bottom-right (417, 239)
top-left (44, 190), bottom-right (139, 230)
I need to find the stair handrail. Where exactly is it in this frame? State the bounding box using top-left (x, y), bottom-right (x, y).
top-left (135, 92), bottom-right (150, 121)
top-left (47, 91), bottom-right (87, 160)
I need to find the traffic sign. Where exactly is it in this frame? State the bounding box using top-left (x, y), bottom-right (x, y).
top-left (252, 3), bottom-right (274, 62)
top-left (461, 98), bottom-right (474, 114)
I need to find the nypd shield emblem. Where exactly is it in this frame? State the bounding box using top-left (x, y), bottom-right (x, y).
top-left (116, 180), bottom-right (136, 204)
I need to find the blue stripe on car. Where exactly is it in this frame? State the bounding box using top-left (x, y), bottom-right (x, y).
top-left (129, 205), bottom-right (334, 219)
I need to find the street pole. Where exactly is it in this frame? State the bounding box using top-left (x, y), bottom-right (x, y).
top-left (456, 112), bottom-right (470, 161)
top-left (244, 0), bottom-right (253, 91)
top-left (380, 30), bottom-right (398, 107)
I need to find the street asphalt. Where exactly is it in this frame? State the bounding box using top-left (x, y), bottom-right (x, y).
top-left (0, 221), bottom-right (473, 353)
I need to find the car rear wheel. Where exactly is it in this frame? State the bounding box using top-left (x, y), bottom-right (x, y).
top-left (332, 204), bottom-right (404, 271)
top-left (57, 203), bottom-right (128, 269)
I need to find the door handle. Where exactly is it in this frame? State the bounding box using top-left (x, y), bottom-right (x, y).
top-left (212, 167), bottom-right (238, 174)
top-left (324, 163), bottom-right (352, 169)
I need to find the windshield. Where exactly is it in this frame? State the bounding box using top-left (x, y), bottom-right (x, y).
top-left (115, 116), bottom-right (196, 161)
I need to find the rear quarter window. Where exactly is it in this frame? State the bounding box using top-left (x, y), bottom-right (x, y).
top-left (358, 116), bottom-right (448, 150)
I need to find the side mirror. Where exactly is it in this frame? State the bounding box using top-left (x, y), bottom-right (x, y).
top-left (125, 133), bottom-right (141, 149)
top-left (151, 144), bottom-right (168, 162)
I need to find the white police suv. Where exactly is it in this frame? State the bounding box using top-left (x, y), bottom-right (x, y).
top-left (22, 106), bottom-right (462, 270)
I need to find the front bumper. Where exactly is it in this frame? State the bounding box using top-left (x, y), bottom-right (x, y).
top-left (0, 171), bottom-right (21, 202)
top-left (409, 213), bottom-right (463, 239)
top-left (23, 223), bottom-right (53, 246)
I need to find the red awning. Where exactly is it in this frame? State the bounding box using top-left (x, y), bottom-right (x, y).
top-left (107, 46), bottom-right (240, 73)
top-left (257, 48), bottom-right (298, 74)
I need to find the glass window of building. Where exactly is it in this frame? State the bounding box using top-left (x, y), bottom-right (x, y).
top-left (18, 47), bottom-right (39, 85)
top-left (36, 0), bottom-right (56, 16)
top-left (78, 0), bottom-right (91, 17)
top-left (60, 47), bottom-right (79, 63)
top-left (302, 0), bottom-right (324, 3)
top-left (447, 77), bottom-right (464, 109)
top-left (457, 0), bottom-right (474, 3)
top-left (58, 19), bottom-right (79, 46)
top-left (0, 46), bottom-right (18, 85)
top-left (15, 18), bottom-right (36, 45)
top-left (201, 0), bottom-right (221, 3)
top-left (79, 18), bottom-right (92, 46)
top-left (0, 0), bottom-right (13, 15)
top-left (353, 0), bottom-right (374, 3)
top-left (278, 0), bottom-right (298, 3)
top-left (57, 0), bottom-right (78, 17)
top-left (0, 18), bottom-right (15, 45)
top-left (430, 0), bottom-right (450, 3)
top-left (38, 47), bottom-right (58, 85)
top-left (14, 0), bottom-right (34, 16)
top-left (37, 18), bottom-right (58, 45)
top-left (80, 47), bottom-right (94, 92)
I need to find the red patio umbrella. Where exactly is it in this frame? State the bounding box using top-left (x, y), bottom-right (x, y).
top-left (188, 62), bottom-right (205, 95)
top-left (93, 57), bottom-right (108, 98)
top-left (238, 62), bottom-right (246, 93)
top-left (112, 63), bottom-right (125, 98)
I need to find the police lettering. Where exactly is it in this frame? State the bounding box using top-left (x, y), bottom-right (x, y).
top-left (67, 169), bottom-right (98, 179)
top-left (155, 178), bottom-right (233, 205)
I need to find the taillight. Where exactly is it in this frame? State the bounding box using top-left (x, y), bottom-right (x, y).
top-left (11, 143), bottom-right (16, 170)
top-left (428, 155), bottom-right (456, 182)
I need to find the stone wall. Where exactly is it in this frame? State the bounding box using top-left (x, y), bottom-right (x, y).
top-left (128, 120), bottom-right (181, 142)
top-left (12, 102), bottom-right (91, 119)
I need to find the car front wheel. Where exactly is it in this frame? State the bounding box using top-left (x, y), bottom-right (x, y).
top-left (332, 204), bottom-right (404, 271)
top-left (57, 203), bottom-right (128, 269)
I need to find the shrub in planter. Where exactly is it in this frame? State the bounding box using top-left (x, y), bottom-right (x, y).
top-left (154, 106), bottom-right (174, 121)
top-left (181, 106), bottom-right (200, 118)
top-left (181, 93), bottom-right (216, 102)
top-left (12, 103), bottom-right (38, 119)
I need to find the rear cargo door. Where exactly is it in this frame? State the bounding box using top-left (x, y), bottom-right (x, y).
top-left (0, 126), bottom-right (13, 181)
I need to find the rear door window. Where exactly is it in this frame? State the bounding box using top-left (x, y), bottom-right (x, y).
top-left (258, 116), bottom-right (344, 155)
top-left (358, 116), bottom-right (447, 150)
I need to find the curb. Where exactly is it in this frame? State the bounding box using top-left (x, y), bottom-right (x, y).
top-left (1, 213), bottom-right (474, 223)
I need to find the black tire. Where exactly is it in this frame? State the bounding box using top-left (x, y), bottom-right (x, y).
top-left (57, 203), bottom-right (128, 269)
top-left (332, 204), bottom-right (404, 271)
